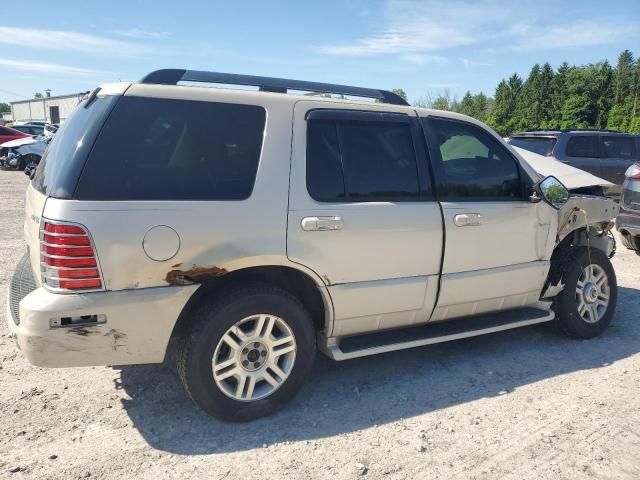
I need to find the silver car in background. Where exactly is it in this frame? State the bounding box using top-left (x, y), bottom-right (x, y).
top-left (618, 162), bottom-right (640, 251)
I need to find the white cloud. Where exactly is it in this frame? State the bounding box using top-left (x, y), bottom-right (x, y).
top-left (0, 58), bottom-right (107, 76)
top-left (317, 0), bottom-right (638, 58)
top-left (0, 27), bottom-right (150, 55)
top-left (512, 22), bottom-right (638, 51)
top-left (401, 53), bottom-right (448, 65)
top-left (110, 28), bottom-right (170, 39)
top-left (319, 23), bottom-right (472, 56)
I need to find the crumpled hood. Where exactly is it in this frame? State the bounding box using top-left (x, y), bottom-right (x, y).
top-left (0, 136), bottom-right (37, 149)
top-left (512, 146), bottom-right (612, 190)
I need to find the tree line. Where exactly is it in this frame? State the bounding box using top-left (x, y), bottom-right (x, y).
top-left (404, 49), bottom-right (640, 137)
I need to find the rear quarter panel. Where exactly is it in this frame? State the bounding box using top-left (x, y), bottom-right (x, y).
top-left (43, 86), bottom-right (297, 291)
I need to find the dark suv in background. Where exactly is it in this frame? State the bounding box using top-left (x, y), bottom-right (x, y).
top-left (508, 130), bottom-right (640, 199)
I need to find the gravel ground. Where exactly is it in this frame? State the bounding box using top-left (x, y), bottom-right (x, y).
top-left (1, 169), bottom-right (639, 479)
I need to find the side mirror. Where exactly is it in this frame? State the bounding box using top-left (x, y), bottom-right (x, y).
top-left (534, 176), bottom-right (570, 209)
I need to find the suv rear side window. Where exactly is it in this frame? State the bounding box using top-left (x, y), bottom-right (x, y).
top-left (508, 136), bottom-right (557, 156)
top-left (602, 136), bottom-right (637, 158)
top-left (566, 135), bottom-right (600, 157)
top-left (75, 97), bottom-right (266, 201)
top-left (307, 114), bottom-right (420, 202)
top-left (426, 118), bottom-right (521, 201)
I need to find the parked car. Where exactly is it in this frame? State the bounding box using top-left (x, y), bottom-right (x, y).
top-left (10, 124), bottom-right (45, 136)
top-left (0, 125), bottom-right (30, 150)
top-left (7, 71), bottom-right (620, 421)
top-left (508, 130), bottom-right (640, 199)
top-left (43, 123), bottom-right (58, 136)
top-left (14, 120), bottom-right (48, 127)
top-left (617, 162), bottom-right (640, 251)
top-left (0, 135), bottom-right (51, 171)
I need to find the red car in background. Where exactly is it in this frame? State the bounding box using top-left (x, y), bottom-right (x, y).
top-left (0, 125), bottom-right (30, 145)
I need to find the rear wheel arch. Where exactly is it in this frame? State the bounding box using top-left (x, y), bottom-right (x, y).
top-left (165, 264), bottom-right (333, 361)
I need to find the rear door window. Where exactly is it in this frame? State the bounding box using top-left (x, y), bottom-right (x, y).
top-left (307, 113), bottom-right (421, 202)
top-left (508, 136), bottom-right (557, 156)
top-left (74, 97), bottom-right (266, 201)
top-left (566, 135), bottom-right (600, 157)
top-left (602, 136), bottom-right (637, 158)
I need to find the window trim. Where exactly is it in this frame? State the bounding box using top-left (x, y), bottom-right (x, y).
top-left (421, 115), bottom-right (529, 202)
top-left (305, 109), bottom-right (433, 203)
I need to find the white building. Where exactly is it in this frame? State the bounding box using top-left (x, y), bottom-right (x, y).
top-left (10, 92), bottom-right (87, 124)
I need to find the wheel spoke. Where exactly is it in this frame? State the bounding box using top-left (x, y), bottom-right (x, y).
top-left (589, 304), bottom-right (599, 323)
top-left (215, 365), bottom-right (239, 381)
top-left (213, 357), bottom-right (236, 375)
top-left (263, 368), bottom-right (284, 388)
top-left (258, 316), bottom-right (276, 339)
top-left (578, 301), bottom-right (587, 317)
top-left (244, 375), bottom-right (257, 400)
top-left (272, 339), bottom-right (296, 356)
top-left (235, 374), bottom-right (249, 398)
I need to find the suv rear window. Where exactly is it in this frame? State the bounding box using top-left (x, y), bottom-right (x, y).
top-left (508, 136), bottom-right (557, 156)
top-left (34, 95), bottom-right (120, 198)
top-left (566, 135), bottom-right (600, 158)
top-left (74, 97), bottom-right (266, 201)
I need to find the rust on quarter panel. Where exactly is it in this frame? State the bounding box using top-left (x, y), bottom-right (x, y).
top-left (165, 265), bottom-right (229, 285)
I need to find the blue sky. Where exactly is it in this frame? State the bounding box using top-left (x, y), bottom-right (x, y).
top-left (0, 0), bottom-right (639, 105)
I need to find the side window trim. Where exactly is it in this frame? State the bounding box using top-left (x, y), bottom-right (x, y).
top-left (306, 109), bottom-right (410, 124)
top-left (421, 115), bottom-right (528, 202)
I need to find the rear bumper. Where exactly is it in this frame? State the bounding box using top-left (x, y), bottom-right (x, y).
top-left (7, 284), bottom-right (198, 368)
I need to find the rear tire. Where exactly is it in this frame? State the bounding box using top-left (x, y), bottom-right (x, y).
top-left (619, 231), bottom-right (640, 251)
top-left (553, 247), bottom-right (617, 339)
top-left (176, 283), bottom-right (316, 421)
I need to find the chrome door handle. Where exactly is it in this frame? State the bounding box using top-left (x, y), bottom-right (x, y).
top-left (453, 213), bottom-right (482, 227)
top-left (301, 216), bottom-right (344, 231)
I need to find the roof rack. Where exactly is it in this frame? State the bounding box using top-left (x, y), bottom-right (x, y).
top-left (515, 128), bottom-right (626, 135)
top-left (139, 69), bottom-right (410, 106)
top-left (560, 128), bottom-right (624, 133)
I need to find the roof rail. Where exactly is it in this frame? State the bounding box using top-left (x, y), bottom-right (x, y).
top-left (139, 69), bottom-right (410, 106)
top-left (560, 128), bottom-right (624, 133)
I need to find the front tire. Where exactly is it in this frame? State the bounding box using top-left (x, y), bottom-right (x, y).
top-left (176, 284), bottom-right (316, 421)
top-left (553, 247), bottom-right (617, 338)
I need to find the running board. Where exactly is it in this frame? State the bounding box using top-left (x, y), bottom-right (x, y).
top-left (322, 305), bottom-right (555, 361)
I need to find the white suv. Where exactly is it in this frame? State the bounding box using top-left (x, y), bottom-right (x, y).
top-left (8, 69), bottom-right (620, 421)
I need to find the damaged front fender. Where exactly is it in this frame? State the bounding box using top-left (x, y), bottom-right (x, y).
top-left (557, 195), bottom-right (619, 243)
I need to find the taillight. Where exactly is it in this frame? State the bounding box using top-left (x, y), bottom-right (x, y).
top-left (625, 164), bottom-right (640, 179)
top-left (40, 220), bottom-right (103, 292)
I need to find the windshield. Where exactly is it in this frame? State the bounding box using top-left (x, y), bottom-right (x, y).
top-left (508, 136), bottom-right (557, 156)
top-left (33, 95), bottom-right (120, 198)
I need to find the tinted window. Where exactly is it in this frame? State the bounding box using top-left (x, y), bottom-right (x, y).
top-left (307, 117), bottom-right (420, 202)
top-left (34, 95), bottom-right (119, 198)
top-left (508, 136), bottom-right (557, 156)
top-left (603, 136), bottom-right (637, 158)
top-left (0, 127), bottom-right (12, 136)
top-left (306, 122), bottom-right (346, 201)
top-left (566, 135), bottom-right (600, 157)
top-left (75, 97), bottom-right (266, 201)
top-left (427, 118), bottom-right (521, 200)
